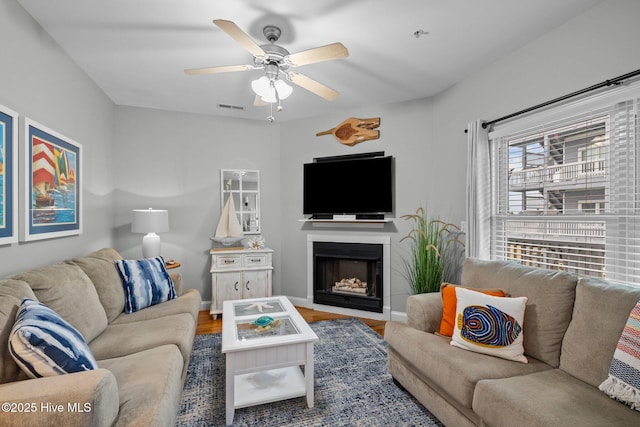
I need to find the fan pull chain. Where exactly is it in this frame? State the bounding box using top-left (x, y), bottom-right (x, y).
top-left (267, 102), bottom-right (274, 123)
top-left (266, 79), bottom-right (283, 122)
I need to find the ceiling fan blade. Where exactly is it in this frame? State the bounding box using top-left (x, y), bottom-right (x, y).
top-left (213, 19), bottom-right (265, 57)
top-left (288, 72), bottom-right (339, 101)
top-left (286, 42), bottom-right (349, 67)
top-left (184, 64), bottom-right (254, 75)
top-left (253, 95), bottom-right (268, 107)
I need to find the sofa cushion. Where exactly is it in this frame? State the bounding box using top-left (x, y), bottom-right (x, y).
top-left (98, 345), bottom-right (183, 427)
top-left (9, 299), bottom-right (98, 378)
top-left (110, 288), bottom-right (201, 325)
top-left (0, 368), bottom-right (119, 427)
top-left (114, 257), bottom-right (176, 313)
top-left (451, 288), bottom-right (528, 363)
top-left (461, 258), bottom-right (577, 367)
top-left (438, 283), bottom-right (507, 337)
top-left (89, 313), bottom-right (195, 364)
top-left (561, 277), bottom-right (640, 388)
top-left (599, 299), bottom-right (640, 411)
top-left (474, 369), bottom-right (640, 427)
top-left (12, 263), bottom-right (108, 342)
top-left (384, 320), bottom-right (550, 409)
top-left (69, 248), bottom-right (125, 323)
top-left (0, 279), bottom-right (37, 384)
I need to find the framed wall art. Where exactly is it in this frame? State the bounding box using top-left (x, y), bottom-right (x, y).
top-left (22, 118), bottom-right (82, 241)
top-left (0, 104), bottom-right (18, 245)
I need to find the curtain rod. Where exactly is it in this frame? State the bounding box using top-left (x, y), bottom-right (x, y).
top-left (464, 68), bottom-right (640, 133)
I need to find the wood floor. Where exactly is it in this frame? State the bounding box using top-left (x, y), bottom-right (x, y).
top-left (196, 307), bottom-right (386, 336)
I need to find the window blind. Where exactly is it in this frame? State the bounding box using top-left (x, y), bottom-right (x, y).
top-left (489, 91), bottom-right (639, 285)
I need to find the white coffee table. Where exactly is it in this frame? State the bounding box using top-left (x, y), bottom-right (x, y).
top-left (221, 296), bottom-right (319, 425)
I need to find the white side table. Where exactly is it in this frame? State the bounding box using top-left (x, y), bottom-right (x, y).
top-left (221, 296), bottom-right (318, 425)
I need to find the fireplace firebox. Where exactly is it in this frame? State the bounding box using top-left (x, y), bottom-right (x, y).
top-left (313, 241), bottom-right (383, 313)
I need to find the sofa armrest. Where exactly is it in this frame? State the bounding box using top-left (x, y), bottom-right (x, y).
top-left (406, 292), bottom-right (443, 333)
top-left (170, 272), bottom-right (184, 295)
top-left (0, 369), bottom-right (119, 427)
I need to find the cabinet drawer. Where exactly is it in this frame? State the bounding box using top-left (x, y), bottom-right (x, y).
top-left (215, 255), bottom-right (242, 268)
top-left (244, 254), bottom-right (269, 267)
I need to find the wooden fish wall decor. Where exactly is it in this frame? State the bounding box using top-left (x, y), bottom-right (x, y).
top-left (316, 117), bottom-right (380, 146)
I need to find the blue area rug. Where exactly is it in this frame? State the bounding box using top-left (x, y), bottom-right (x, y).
top-left (177, 318), bottom-right (443, 426)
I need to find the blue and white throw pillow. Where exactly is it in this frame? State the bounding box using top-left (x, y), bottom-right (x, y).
top-left (114, 256), bottom-right (177, 313)
top-left (9, 299), bottom-right (98, 378)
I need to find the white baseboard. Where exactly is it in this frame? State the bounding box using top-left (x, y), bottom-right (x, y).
top-left (390, 310), bottom-right (407, 323)
top-left (286, 296), bottom-right (312, 308)
top-left (199, 297), bottom-right (407, 323)
top-left (283, 295), bottom-right (407, 322)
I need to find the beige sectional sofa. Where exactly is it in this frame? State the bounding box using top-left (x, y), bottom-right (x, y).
top-left (385, 258), bottom-right (640, 427)
top-left (0, 248), bottom-right (201, 427)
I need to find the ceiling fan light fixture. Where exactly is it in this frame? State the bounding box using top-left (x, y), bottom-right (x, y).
top-left (251, 76), bottom-right (271, 98)
top-left (252, 76), bottom-right (292, 103)
top-left (274, 79), bottom-right (293, 99)
top-left (260, 88), bottom-right (277, 103)
top-left (187, 19), bottom-right (349, 112)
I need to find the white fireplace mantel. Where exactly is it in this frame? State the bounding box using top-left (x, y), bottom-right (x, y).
top-left (302, 234), bottom-right (391, 321)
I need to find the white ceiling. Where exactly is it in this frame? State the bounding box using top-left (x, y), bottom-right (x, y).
top-left (18, 0), bottom-right (602, 122)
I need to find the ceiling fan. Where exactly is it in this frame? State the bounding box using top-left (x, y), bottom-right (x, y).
top-left (185, 19), bottom-right (349, 110)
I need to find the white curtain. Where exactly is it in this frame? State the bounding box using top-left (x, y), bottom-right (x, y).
top-left (466, 120), bottom-right (491, 259)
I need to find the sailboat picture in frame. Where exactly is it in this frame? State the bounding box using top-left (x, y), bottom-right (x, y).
top-left (22, 117), bottom-right (82, 241)
top-left (0, 104), bottom-right (18, 245)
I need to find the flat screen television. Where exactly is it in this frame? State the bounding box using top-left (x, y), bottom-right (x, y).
top-left (303, 152), bottom-right (394, 218)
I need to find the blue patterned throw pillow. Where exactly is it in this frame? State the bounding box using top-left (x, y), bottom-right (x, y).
top-left (114, 256), bottom-right (177, 313)
top-left (9, 299), bottom-right (98, 378)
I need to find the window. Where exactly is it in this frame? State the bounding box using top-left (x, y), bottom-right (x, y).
top-left (579, 143), bottom-right (607, 175)
top-left (489, 88), bottom-right (640, 284)
top-left (578, 200), bottom-right (606, 214)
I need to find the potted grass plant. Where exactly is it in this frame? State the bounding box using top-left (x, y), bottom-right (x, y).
top-left (401, 207), bottom-right (465, 294)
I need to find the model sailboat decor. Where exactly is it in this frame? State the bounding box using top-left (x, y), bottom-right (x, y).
top-left (211, 180), bottom-right (244, 246)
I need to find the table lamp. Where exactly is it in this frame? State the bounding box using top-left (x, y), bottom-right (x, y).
top-left (132, 208), bottom-right (169, 258)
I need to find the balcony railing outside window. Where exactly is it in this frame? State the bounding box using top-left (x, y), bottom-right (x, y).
top-left (505, 220), bottom-right (605, 239)
top-left (510, 159), bottom-right (607, 187)
top-left (490, 92), bottom-right (640, 285)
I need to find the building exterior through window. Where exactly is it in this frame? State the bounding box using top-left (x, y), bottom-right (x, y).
top-left (490, 92), bottom-right (639, 284)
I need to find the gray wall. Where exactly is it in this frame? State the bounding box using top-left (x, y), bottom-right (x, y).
top-left (112, 106), bottom-right (281, 302)
top-left (278, 98), bottom-right (442, 315)
top-left (0, 0), bottom-right (115, 276)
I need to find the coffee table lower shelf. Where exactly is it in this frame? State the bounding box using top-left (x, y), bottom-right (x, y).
top-left (234, 366), bottom-right (307, 408)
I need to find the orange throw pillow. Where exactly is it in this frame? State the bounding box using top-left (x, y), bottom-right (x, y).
top-left (437, 283), bottom-right (507, 337)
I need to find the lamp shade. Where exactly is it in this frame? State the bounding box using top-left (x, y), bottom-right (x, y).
top-left (132, 209), bottom-right (169, 234)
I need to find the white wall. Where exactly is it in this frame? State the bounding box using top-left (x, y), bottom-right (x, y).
top-left (278, 0), bottom-right (640, 313)
top-left (112, 106), bottom-right (281, 302)
top-left (0, 0), bottom-right (115, 277)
